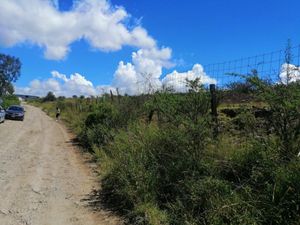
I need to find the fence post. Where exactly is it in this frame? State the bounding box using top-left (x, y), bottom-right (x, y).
top-left (116, 88), bottom-right (121, 104)
top-left (210, 84), bottom-right (219, 137)
top-left (110, 90), bottom-right (114, 103)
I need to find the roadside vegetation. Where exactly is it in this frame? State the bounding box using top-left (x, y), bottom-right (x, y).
top-left (1, 94), bottom-right (20, 108)
top-left (30, 72), bottom-right (300, 225)
top-left (0, 53), bottom-right (21, 109)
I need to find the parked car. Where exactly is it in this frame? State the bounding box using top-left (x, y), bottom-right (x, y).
top-left (0, 106), bottom-right (5, 123)
top-left (5, 105), bottom-right (25, 121)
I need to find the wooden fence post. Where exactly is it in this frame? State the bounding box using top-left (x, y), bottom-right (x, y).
top-left (116, 88), bottom-right (121, 104)
top-left (110, 90), bottom-right (114, 103)
top-left (210, 84), bottom-right (219, 137)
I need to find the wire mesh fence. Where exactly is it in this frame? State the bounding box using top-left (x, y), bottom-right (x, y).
top-left (163, 44), bottom-right (300, 92)
top-left (206, 44), bottom-right (300, 87)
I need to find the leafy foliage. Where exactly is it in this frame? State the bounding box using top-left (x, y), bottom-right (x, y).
top-left (79, 102), bottom-right (121, 149)
top-left (0, 53), bottom-right (21, 96)
top-left (246, 72), bottom-right (300, 161)
top-left (43, 91), bottom-right (56, 102)
top-left (1, 94), bottom-right (20, 109)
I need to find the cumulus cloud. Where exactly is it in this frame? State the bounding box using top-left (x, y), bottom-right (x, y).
top-left (15, 62), bottom-right (217, 96)
top-left (279, 63), bottom-right (300, 84)
top-left (113, 61), bottom-right (139, 95)
top-left (162, 64), bottom-right (217, 92)
top-left (15, 78), bottom-right (61, 97)
top-left (16, 71), bottom-right (97, 97)
top-left (111, 48), bottom-right (216, 95)
top-left (0, 0), bottom-right (156, 59)
top-left (7, 0), bottom-right (217, 96)
top-left (112, 47), bottom-right (174, 95)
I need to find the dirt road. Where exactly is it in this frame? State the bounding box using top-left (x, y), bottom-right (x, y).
top-left (0, 105), bottom-right (121, 225)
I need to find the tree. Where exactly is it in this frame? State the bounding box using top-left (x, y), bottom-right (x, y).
top-left (5, 83), bottom-right (15, 95)
top-left (0, 53), bottom-right (21, 96)
top-left (43, 91), bottom-right (56, 102)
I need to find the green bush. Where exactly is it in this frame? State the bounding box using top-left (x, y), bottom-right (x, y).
top-left (79, 102), bottom-right (121, 149)
top-left (101, 81), bottom-right (214, 224)
top-left (247, 75), bottom-right (300, 161)
top-left (1, 94), bottom-right (20, 108)
top-left (270, 161), bottom-right (300, 224)
top-left (42, 91), bottom-right (56, 102)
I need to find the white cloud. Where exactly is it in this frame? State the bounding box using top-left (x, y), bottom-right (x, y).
top-left (17, 63), bottom-right (300, 97)
top-left (7, 1), bottom-right (217, 96)
top-left (0, 0), bottom-right (156, 59)
top-left (279, 63), bottom-right (300, 84)
top-left (52, 70), bottom-right (68, 82)
top-left (112, 47), bottom-right (174, 95)
top-left (162, 64), bottom-right (217, 92)
top-left (113, 61), bottom-right (138, 95)
top-left (16, 71), bottom-right (97, 97)
top-left (111, 51), bottom-right (216, 95)
top-left (15, 63), bottom-right (217, 96)
top-left (15, 78), bottom-right (61, 96)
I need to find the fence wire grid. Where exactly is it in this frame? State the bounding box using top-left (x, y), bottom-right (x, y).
top-left (163, 44), bottom-right (300, 92)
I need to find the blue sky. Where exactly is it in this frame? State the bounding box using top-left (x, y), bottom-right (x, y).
top-left (0, 0), bottom-right (299, 96)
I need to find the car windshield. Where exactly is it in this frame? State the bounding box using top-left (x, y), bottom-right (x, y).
top-left (8, 106), bottom-right (23, 112)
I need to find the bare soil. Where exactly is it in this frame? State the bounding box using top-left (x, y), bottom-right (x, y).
top-left (0, 104), bottom-right (122, 225)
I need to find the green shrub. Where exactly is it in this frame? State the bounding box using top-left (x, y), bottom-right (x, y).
top-left (79, 102), bottom-right (121, 149)
top-left (42, 91), bottom-right (56, 102)
top-left (226, 81), bottom-right (254, 94)
top-left (247, 75), bottom-right (300, 161)
top-left (1, 94), bottom-right (20, 108)
top-left (101, 119), bottom-right (212, 224)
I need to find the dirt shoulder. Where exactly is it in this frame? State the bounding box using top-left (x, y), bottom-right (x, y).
top-left (0, 104), bottom-right (122, 225)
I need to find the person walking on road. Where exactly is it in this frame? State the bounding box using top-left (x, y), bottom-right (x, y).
top-left (56, 107), bottom-right (61, 121)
